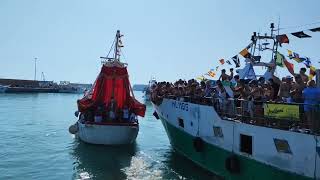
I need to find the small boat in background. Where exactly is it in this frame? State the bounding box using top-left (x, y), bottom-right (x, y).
top-left (69, 30), bottom-right (146, 145)
top-left (143, 78), bottom-right (156, 101)
top-left (0, 85), bottom-right (9, 93)
top-left (58, 81), bottom-right (87, 94)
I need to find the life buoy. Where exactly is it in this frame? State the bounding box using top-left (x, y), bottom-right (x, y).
top-left (193, 137), bottom-right (204, 152)
top-left (69, 123), bottom-right (78, 134)
top-left (225, 155), bottom-right (240, 174)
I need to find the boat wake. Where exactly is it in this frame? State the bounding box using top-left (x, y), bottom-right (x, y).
top-left (122, 151), bottom-right (185, 180)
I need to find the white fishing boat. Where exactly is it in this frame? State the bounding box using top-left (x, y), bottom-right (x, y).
top-left (58, 81), bottom-right (83, 94)
top-left (69, 30), bottom-right (146, 145)
top-left (151, 24), bottom-right (320, 179)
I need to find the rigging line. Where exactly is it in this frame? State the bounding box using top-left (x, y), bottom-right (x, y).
top-left (120, 49), bottom-right (126, 62)
top-left (106, 36), bottom-right (116, 58)
top-left (276, 21), bottom-right (320, 31)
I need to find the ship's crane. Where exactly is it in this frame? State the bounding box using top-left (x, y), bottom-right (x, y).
top-left (41, 72), bottom-right (45, 81)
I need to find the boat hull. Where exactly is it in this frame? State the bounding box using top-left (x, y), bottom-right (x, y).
top-left (159, 117), bottom-right (311, 180)
top-left (153, 99), bottom-right (318, 180)
top-left (78, 122), bottom-right (139, 145)
top-left (0, 85), bottom-right (8, 93)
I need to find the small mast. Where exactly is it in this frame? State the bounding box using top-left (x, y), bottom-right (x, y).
top-left (101, 30), bottom-right (126, 67)
top-left (114, 30), bottom-right (121, 61)
top-left (239, 23), bottom-right (280, 80)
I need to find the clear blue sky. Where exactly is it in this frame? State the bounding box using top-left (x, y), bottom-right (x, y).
top-left (1, 0), bottom-right (319, 84)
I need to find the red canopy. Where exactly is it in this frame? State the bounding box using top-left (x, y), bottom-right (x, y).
top-left (77, 65), bottom-right (146, 117)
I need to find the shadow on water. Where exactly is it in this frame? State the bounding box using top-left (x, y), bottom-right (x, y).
top-left (70, 139), bottom-right (138, 180)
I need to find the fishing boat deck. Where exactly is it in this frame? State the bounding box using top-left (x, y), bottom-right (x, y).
top-left (159, 95), bottom-right (320, 135)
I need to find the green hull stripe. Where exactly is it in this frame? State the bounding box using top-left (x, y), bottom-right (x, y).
top-left (160, 118), bottom-right (312, 180)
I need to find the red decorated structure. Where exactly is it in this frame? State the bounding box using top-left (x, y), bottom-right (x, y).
top-left (77, 64), bottom-right (146, 117)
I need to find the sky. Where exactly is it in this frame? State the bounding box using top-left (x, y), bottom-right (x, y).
top-left (0, 0), bottom-right (320, 84)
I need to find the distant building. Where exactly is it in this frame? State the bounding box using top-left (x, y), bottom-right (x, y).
top-left (132, 84), bottom-right (147, 91)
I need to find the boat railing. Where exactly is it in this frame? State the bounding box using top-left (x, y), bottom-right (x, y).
top-left (160, 95), bottom-right (320, 135)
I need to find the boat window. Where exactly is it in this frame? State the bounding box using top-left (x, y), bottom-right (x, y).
top-left (273, 138), bottom-right (292, 154)
top-left (178, 118), bottom-right (184, 128)
top-left (213, 126), bottom-right (223, 137)
top-left (240, 134), bottom-right (252, 155)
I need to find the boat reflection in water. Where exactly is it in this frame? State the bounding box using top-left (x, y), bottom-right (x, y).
top-left (70, 140), bottom-right (137, 180)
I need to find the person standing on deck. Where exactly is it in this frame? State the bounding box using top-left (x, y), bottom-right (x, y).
top-left (290, 75), bottom-right (306, 103)
top-left (298, 68), bottom-right (309, 84)
top-left (219, 68), bottom-right (233, 81)
top-left (303, 80), bottom-right (320, 132)
top-left (108, 97), bottom-right (117, 121)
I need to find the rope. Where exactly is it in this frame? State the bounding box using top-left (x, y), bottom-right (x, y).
top-left (277, 21), bottom-right (320, 31)
top-left (106, 36), bottom-right (116, 58)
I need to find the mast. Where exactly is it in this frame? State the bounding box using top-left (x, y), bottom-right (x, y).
top-left (114, 30), bottom-right (120, 61)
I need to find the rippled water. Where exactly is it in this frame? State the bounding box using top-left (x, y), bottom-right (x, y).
top-left (0, 92), bottom-right (216, 180)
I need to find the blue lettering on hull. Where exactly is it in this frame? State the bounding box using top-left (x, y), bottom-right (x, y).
top-left (172, 101), bottom-right (189, 111)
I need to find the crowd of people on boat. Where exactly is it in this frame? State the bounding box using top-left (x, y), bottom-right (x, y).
top-left (151, 67), bottom-right (320, 130)
top-left (79, 98), bottom-right (137, 124)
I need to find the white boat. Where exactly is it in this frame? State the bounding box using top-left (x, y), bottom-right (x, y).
top-left (69, 30), bottom-right (146, 145)
top-left (76, 121), bottom-right (139, 145)
top-left (151, 24), bottom-right (320, 180)
top-left (58, 81), bottom-right (84, 93)
top-left (0, 85), bottom-right (8, 93)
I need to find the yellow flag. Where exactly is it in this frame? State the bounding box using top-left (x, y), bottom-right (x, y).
top-left (208, 71), bottom-right (216, 77)
top-left (287, 49), bottom-right (293, 58)
top-left (196, 75), bottom-right (206, 81)
top-left (240, 48), bottom-right (250, 58)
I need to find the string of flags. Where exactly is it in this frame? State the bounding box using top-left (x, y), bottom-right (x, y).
top-left (286, 49), bottom-right (317, 79)
top-left (196, 26), bottom-right (320, 81)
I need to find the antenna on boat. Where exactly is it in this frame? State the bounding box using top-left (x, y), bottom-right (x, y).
top-left (34, 57), bottom-right (37, 81)
top-left (114, 30), bottom-right (124, 62)
top-left (41, 72), bottom-right (45, 81)
top-left (100, 30), bottom-right (126, 66)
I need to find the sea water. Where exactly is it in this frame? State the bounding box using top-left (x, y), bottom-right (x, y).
top-left (0, 92), bottom-right (216, 180)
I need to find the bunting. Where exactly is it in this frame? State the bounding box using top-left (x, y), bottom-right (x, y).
top-left (276, 34), bottom-right (289, 46)
top-left (310, 27), bottom-right (320, 32)
top-left (291, 31), bottom-right (311, 38)
top-left (226, 60), bottom-right (232, 65)
top-left (277, 52), bottom-right (295, 74)
top-left (196, 75), bottom-right (207, 81)
top-left (232, 55), bottom-right (240, 67)
top-left (219, 59), bottom-right (225, 65)
top-left (239, 48), bottom-right (251, 58)
top-left (276, 52), bottom-right (285, 67)
top-left (207, 70), bottom-right (216, 77)
top-left (283, 59), bottom-right (295, 75)
top-left (303, 58), bottom-right (312, 68)
top-left (287, 49), bottom-right (305, 63)
top-left (309, 66), bottom-right (316, 79)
